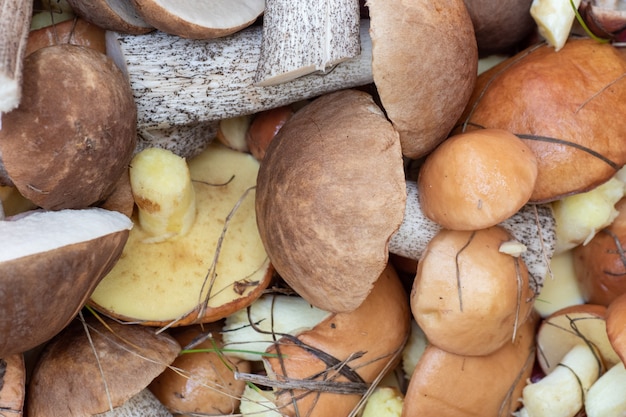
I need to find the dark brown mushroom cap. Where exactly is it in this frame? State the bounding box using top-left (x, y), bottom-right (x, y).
top-left (456, 39), bottom-right (626, 203)
top-left (255, 89), bottom-right (406, 313)
top-left (0, 44), bottom-right (137, 210)
top-left (27, 315), bottom-right (180, 417)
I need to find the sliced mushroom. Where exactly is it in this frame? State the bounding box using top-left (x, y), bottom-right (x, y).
top-left (129, 0), bottom-right (265, 39)
top-left (65, 0), bottom-right (154, 34)
top-left (0, 207), bottom-right (132, 357)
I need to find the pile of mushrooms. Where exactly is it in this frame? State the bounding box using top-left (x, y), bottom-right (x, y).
top-left (2, 0), bottom-right (626, 416)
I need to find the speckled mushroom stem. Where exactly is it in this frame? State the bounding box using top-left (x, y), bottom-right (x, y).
top-left (389, 180), bottom-right (557, 294)
top-left (0, 0), bottom-right (32, 117)
top-left (105, 19), bottom-right (372, 155)
top-left (255, 0), bottom-right (361, 86)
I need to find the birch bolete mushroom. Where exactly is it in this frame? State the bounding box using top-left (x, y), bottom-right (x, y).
top-left (26, 314), bottom-right (180, 417)
top-left (0, 207), bottom-right (132, 358)
top-left (411, 226), bottom-right (535, 356)
top-left (25, 17), bottom-right (107, 56)
top-left (230, 264), bottom-right (411, 417)
top-left (368, 0), bottom-right (478, 158)
top-left (89, 143), bottom-right (272, 326)
top-left (255, 89), bottom-right (406, 313)
top-left (0, 44), bottom-right (137, 210)
top-left (456, 38), bottom-right (626, 203)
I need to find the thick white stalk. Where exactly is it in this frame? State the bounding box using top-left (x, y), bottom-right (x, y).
top-left (255, 0), bottom-right (361, 86)
top-left (0, 0), bottom-right (32, 115)
top-left (106, 20), bottom-right (372, 133)
top-left (389, 180), bottom-right (556, 294)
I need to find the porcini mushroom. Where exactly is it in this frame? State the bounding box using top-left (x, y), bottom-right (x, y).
top-left (65, 0), bottom-right (154, 34)
top-left (0, 207), bottom-right (132, 357)
top-left (255, 89), bottom-right (406, 313)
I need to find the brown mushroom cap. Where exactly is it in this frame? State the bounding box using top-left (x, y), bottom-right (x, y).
top-left (0, 208), bottom-right (131, 358)
top-left (368, 0), bottom-right (478, 159)
top-left (418, 128), bottom-right (538, 231)
top-left (456, 39), bottom-right (626, 203)
top-left (149, 323), bottom-right (250, 415)
top-left (0, 44), bottom-right (137, 210)
top-left (25, 17), bottom-right (107, 56)
top-left (401, 312), bottom-right (537, 417)
top-left (27, 315), bottom-right (180, 417)
top-left (255, 89), bottom-right (405, 313)
top-left (263, 263), bottom-right (411, 417)
top-left (411, 226), bottom-right (535, 356)
top-left (573, 197), bottom-right (626, 306)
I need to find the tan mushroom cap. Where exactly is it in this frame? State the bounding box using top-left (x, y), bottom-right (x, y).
top-left (25, 17), bottom-right (107, 56)
top-left (0, 44), bottom-right (137, 210)
top-left (255, 89), bottom-right (406, 313)
top-left (401, 312), bottom-right (537, 417)
top-left (456, 39), bottom-right (626, 203)
top-left (418, 128), bottom-right (538, 231)
top-left (27, 315), bottom-right (180, 417)
top-left (129, 0), bottom-right (265, 39)
top-left (368, 0), bottom-right (478, 159)
top-left (411, 226), bottom-right (535, 356)
top-left (263, 264), bottom-right (411, 417)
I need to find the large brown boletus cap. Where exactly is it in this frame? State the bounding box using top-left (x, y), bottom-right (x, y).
top-left (368, 0), bottom-right (478, 159)
top-left (27, 314), bottom-right (180, 417)
top-left (607, 292), bottom-right (626, 364)
top-left (0, 44), bottom-right (137, 210)
top-left (456, 38), bottom-right (626, 203)
top-left (255, 89), bottom-right (406, 313)
top-left (401, 312), bottom-right (538, 417)
top-left (263, 264), bottom-right (410, 417)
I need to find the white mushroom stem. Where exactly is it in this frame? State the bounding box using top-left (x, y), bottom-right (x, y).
top-left (105, 19), bottom-right (372, 134)
top-left (585, 362), bottom-right (626, 417)
top-left (0, 0), bottom-right (32, 116)
top-left (94, 388), bottom-right (173, 417)
top-left (516, 344), bottom-right (601, 417)
top-left (388, 180), bottom-right (556, 294)
top-left (255, 0), bottom-right (361, 86)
